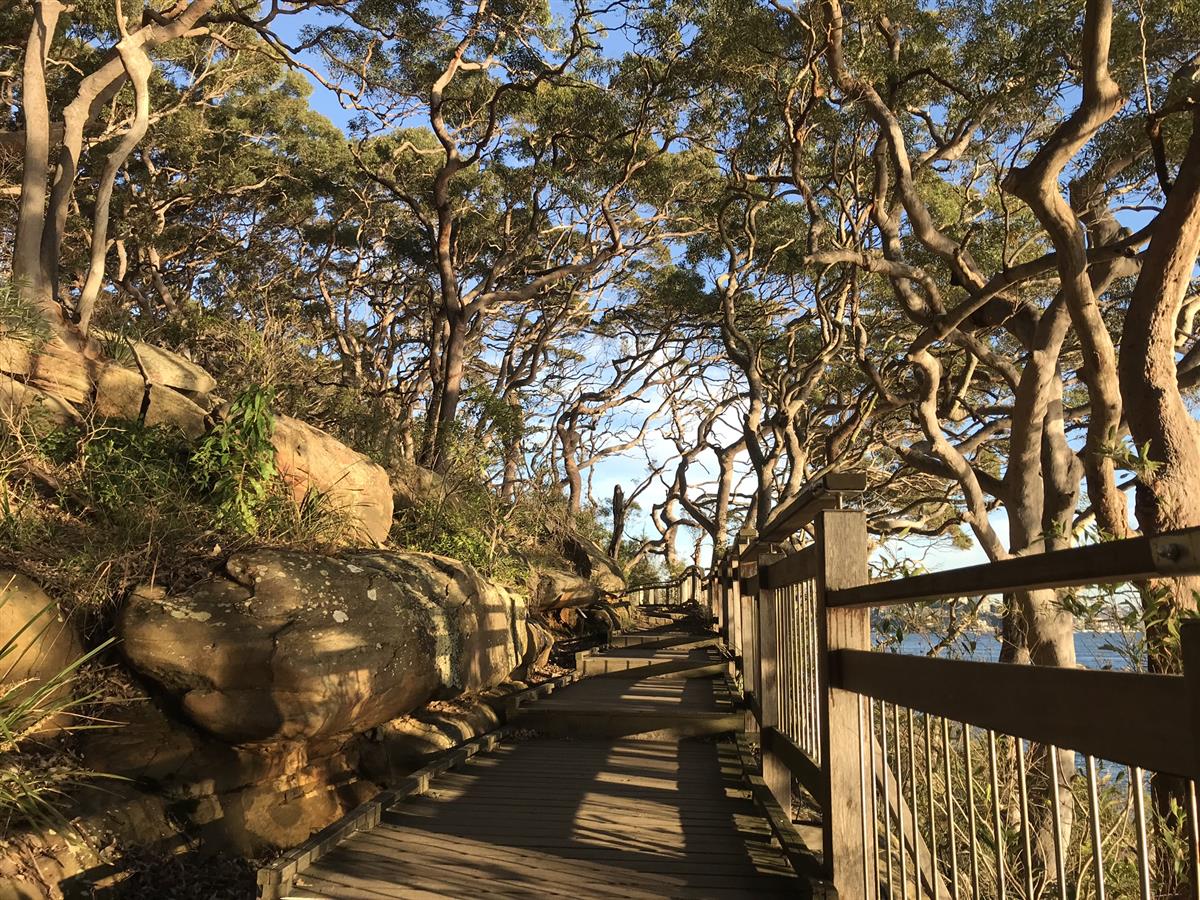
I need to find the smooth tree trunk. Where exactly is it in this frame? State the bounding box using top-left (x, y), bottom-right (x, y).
top-left (1119, 107), bottom-right (1200, 669)
top-left (13, 0), bottom-right (63, 318)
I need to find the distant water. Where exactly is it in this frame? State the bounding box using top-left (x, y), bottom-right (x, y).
top-left (891, 631), bottom-right (1134, 670)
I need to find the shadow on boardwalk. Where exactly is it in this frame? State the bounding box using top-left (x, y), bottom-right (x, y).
top-left (290, 624), bottom-right (803, 899)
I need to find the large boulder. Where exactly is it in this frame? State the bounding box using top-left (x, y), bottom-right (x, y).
top-left (390, 457), bottom-right (449, 514)
top-left (562, 534), bottom-right (626, 594)
top-left (119, 549), bottom-right (528, 743)
top-left (526, 564), bottom-right (600, 611)
top-left (271, 416), bottom-right (393, 546)
top-left (346, 551), bottom-right (529, 694)
top-left (0, 570), bottom-right (84, 703)
top-left (522, 536), bottom-right (626, 611)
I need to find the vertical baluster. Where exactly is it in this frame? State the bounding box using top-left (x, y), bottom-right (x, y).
top-left (965, 725), bottom-right (980, 900)
top-left (882, 701), bottom-right (896, 897)
top-left (942, 718), bottom-right (959, 899)
top-left (1048, 746), bottom-right (1067, 900)
top-left (790, 586), bottom-right (800, 744)
top-left (793, 585), bottom-right (802, 745)
top-left (1189, 780), bottom-right (1200, 900)
top-left (909, 708), bottom-right (922, 897)
top-left (859, 696), bottom-right (873, 898)
top-left (1015, 739), bottom-right (1033, 900)
top-left (791, 586), bottom-right (801, 745)
top-left (803, 583), bottom-right (813, 754)
top-left (871, 699), bottom-right (882, 896)
top-left (801, 582), bottom-right (811, 754)
top-left (1132, 766), bottom-right (1151, 900)
top-left (1085, 755), bottom-right (1106, 900)
top-left (987, 730), bottom-right (1005, 900)
top-left (811, 582), bottom-right (821, 761)
top-left (895, 703), bottom-right (908, 898)
top-left (925, 714), bottom-right (938, 898)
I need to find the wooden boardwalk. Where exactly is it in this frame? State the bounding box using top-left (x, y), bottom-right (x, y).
top-left (287, 626), bottom-right (805, 898)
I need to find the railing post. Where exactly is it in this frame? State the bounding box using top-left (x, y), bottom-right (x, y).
top-left (816, 508), bottom-right (870, 897)
top-left (757, 551), bottom-right (790, 812)
top-left (720, 561), bottom-right (732, 639)
top-left (1183, 619), bottom-right (1200, 777)
top-left (741, 561), bottom-right (760, 735)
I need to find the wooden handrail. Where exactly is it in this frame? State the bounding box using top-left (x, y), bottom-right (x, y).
top-left (833, 648), bottom-right (1196, 777)
top-left (827, 524), bottom-right (1200, 609)
top-left (758, 472), bottom-right (867, 544)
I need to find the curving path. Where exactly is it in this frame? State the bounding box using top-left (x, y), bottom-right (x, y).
top-left (285, 623), bottom-right (807, 899)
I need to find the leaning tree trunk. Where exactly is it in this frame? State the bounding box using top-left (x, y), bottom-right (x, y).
top-left (1118, 106), bottom-right (1200, 896)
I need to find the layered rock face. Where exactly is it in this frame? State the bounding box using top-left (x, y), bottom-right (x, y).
top-left (120, 549), bottom-right (531, 743)
top-left (0, 336), bottom-right (392, 546)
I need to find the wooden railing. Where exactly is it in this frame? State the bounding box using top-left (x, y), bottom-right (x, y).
top-left (704, 474), bottom-right (1200, 899)
top-left (619, 567), bottom-right (704, 608)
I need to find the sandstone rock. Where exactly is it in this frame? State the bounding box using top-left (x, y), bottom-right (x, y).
top-left (0, 338), bottom-right (34, 377)
top-left (120, 549), bottom-right (529, 743)
top-left (130, 341), bottom-right (217, 395)
top-left (390, 457), bottom-right (448, 513)
top-left (26, 337), bottom-right (94, 406)
top-left (527, 564), bottom-right (600, 611)
top-left (93, 362), bottom-right (146, 420)
top-left (272, 415), bottom-right (393, 546)
top-left (517, 621), bottom-right (554, 677)
top-left (0, 570), bottom-right (84, 691)
top-left (344, 551), bottom-right (530, 693)
top-left (0, 374), bottom-right (79, 428)
top-left (562, 533), bottom-right (626, 594)
top-left (144, 384), bottom-right (208, 438)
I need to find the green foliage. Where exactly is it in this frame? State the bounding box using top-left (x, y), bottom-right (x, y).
top-left (0, 280), bottom-right (51, 350)
top-left (191, 388), bottom-right (278, 535)
top-left (0, 394), bottom-right (346, 621)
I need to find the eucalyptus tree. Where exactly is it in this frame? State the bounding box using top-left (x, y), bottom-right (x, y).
top-left (748, 0), bottom-right (1198, 871)
top-left (296, 0), bottom-right (698, 472)
top-left (4, 0), bottom-right (242, 333)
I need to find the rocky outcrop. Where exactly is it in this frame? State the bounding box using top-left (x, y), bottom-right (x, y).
top-left (0, 336), bottom-right (392, 547)
top-left (523, 535), bottom-right (626, 611)
top-left (119, 549), bottom-right (529, 743)
top-left (271, 416), bottom-right (393, 546)
top-left (390, 456), bottom-right (449, 514)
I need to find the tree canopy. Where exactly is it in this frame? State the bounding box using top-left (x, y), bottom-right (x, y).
top-left (3, 0), bottom-right (1200, 671)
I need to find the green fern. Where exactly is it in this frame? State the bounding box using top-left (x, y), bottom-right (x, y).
top-left (191, 388), bottom-right (278, 535)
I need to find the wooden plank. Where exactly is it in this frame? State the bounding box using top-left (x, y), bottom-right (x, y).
top-left (834, 649), bottom-right (1197, 776)
top-left (816, 508), bottom-right (871, 899)
top-left (829, 525), bottom-right (1200, 609)
top-left (347, 827), bottom-right (798, 888)
top-left (732, 733), bottom-right (835, 898)
top-left (761, 546), bottom-right (817, 590)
